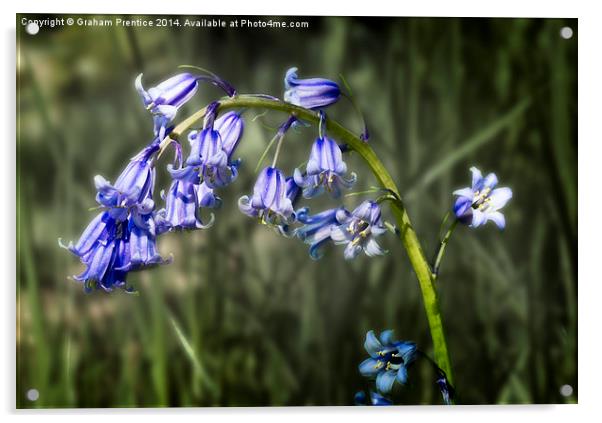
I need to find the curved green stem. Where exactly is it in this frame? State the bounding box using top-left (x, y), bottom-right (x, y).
top-left (166, 94), bottom-right (455, 386)
top-left (432, 219), bottom-right (459, 279)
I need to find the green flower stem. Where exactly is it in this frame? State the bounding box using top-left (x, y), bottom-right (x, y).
top-left (432, 219), bottom-right (459, 279)
top-left (166, 94), bottom-right (455, 386)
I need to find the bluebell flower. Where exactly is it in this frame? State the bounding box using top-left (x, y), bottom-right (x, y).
top-left (213, 111), bottom-right (244, 158)
top-left (354, 391), bottom-right (393, 406)
top-left (136, 72), bottom-right (237, 139)
top-left (185, 103), bottom-right (241, 189)
top-left (239, 166), bottom-right (295, 228)
top-left (60, 211), bottom-right (128, 292)
top-left (119, 198), bottom-right (171, 272)
top-left (284, 67), bottom-right (340, 110)
top-left (453, 166), bottom-right (513, 229)
top-left (186, 128), bottom-right (239, 188)
top-left (359, 330), bottom-right (417, 394)
top-left (293, 135), bottom-right (356, 198)
top-left (62, 171), bottom-right (169, 292)
top-left (162, 165), bottom-right (215, 230)
top-left (136, 73), bottom-right (199, 139)
top-left (61, 211), bottom-right (119, 259)
top-left (136, 73), bottom-right (199, 112)
top-left (94, 141), bottom-right (159, 212)
top-left (295, 206), bottom-right (351, 259)
top-left (330, 200), bottom-right (387, 260)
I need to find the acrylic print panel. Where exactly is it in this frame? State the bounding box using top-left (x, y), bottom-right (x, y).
top-left (16, 14), bottom-right (577, 407)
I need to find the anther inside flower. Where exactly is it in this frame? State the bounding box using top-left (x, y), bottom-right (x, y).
top-left (294, 134), bottom-right (356, 198)
top-left (359, 330), bottom-right (417, 394)
top-left (239, 167), bottom-right (296, 234)
top-left (331, 201), bottom-right (387, 260)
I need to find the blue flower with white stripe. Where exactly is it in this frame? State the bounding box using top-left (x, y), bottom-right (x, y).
top-left (239, 166), bottom-right (295, 230)
top-left (294, 113), bottom-right (356, 198)
top-left (94, 141), bottom-right (159, 215)
top-left (359, 330), bottom-right (417, 394)
top-left (136, 72), bottom-right (236, 139)
top-left (330, 200), bottom-right (387, 260)
top-left (453, 166), bottom-right (513, 229)
top-left (284, 67), bottom-right (340, 110)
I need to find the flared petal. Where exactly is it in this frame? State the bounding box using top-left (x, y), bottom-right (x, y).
top-left (487, 211), bottom-right (506, 229)
top-left (376, 370), bottom-right (397, 394)
top-left (379, 330), bottom-right (395, 346)
top-left (364, 330), bottom-right (384, 357)
top-left (471, 209), bottom-right (487, 227)
top-left (452, 187), bottom-right (474, 199)
top-left (359, 358), bottom-right (382, 377)
top-left (489, 187), bottom-right (513, 210)
top-left (364, 238), bottom-right (386, 257)
top-left (470, 166), bottom-right (483, 190)
top-left (395, 366), bottom-right (408, 385)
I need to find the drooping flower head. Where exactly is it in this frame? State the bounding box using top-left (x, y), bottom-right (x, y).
top-left (359, 330), bottom-right (417, 394)
top-left (453, 166), bottom-right (513, 229)
top-left (331, 200), bottom-right (387, 260)
top-left (284, 67), bottom-right (340, 110)
top-left (61, 143), bottom-right (169, 292)
top-left (239, 166), bottom-right (295, 229)
top-left (295, 206), bottom-right (351, 260)
top-left (294, 112), bottom-right (356, 198)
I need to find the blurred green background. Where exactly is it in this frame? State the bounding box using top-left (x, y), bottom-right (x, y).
top-left (16, 15), bottom-right (577, 407)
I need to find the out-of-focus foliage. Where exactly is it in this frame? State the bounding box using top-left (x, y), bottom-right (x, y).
top-left (16, 15), bottom-right (577, 407)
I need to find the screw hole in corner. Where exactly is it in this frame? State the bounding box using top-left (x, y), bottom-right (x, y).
top-left (560, 26), bottom-right (573, 40)
top-left (26, 388), bottom-right (39, 402)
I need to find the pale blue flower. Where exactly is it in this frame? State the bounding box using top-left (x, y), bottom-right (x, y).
top-left (330, 201), bottom-right (387, 260)
top-left (453, 166), bottom-right (513, 229)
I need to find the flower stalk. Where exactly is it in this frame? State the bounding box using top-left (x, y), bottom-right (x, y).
top-left (164, 94), bottom-right (455, 386)
top-left (432, 219), bottom-right (459, 279)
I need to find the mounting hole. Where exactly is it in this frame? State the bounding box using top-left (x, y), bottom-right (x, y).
top-left (560, 384), bottom-right (573, 397)
top-left (560, 27), bottom-right (573, 40)
top-left (26, 388), bottom-right (39, 401)
top-left (25, 22), bottom-right (39, 35)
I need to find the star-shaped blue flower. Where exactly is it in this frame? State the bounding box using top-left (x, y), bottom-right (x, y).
top-left (359, 330), bottom-right (417, 394)
top-left (453, 166), bottom-right (513, 229)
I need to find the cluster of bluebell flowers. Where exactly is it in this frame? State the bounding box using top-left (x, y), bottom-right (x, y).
top-left (63, 67), bottom-right (393, 292)
top-left (63, 64), bottom-right (515, 405)
top-left (62, 71), bottom-right (241, 292)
